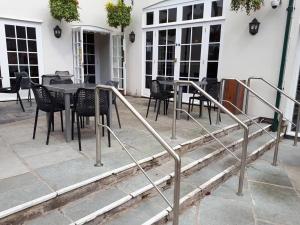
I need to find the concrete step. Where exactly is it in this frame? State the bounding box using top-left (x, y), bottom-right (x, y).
top-left (24, 123), bottom-right (272, 225)
top-left (0, 118), bottom-right (261, 225)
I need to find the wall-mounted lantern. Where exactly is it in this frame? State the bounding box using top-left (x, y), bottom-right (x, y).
top-left (129, 31), bottom-right (135, 43)
top-left (54, 25), bottom-right (62, 38)
top-left (249, 18), bottom-right (260, 35)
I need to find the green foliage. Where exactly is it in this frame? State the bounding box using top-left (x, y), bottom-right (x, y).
top-left (231, 0), bottom-right (264, 15)
top-left (106, 0), bottom-right (132, 29)
top-left (49, 0), bottom-right (80, 23)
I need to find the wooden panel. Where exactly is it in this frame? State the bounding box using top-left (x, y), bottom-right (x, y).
top-left (223, 80), bottom-right (245, 114)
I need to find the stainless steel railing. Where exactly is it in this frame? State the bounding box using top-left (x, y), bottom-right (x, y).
top-left (95, 85), bottom-right (181, 225)
top-left (218, 79), bottom-right (283, 166)
top-left (172, 80), bottom-right (249, 196)
top-left (247, 77), bottom-right (300, 146)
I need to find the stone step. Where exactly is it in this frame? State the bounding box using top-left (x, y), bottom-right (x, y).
top-left (27, 124), bottom-right (271, 225)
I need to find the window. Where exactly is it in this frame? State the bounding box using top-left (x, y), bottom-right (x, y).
top-left (83, 32), bottom-right (95, 83)
top-left (5, 24), bottom-right (39, 85)
top-left (146, 12), bottom-right (154, 25)
top-left (207, 25), bottom-right (221, 78)
top-left (211, 0), bottom-right (223, 17)
top-left (183, 4), bottom-right (204, 21)
top-left (145, 31), bottom-right (153, 88)
top-left (159, 8), bottom-right (177, 23)
top-left (112, 35), bottom-right (124, 89)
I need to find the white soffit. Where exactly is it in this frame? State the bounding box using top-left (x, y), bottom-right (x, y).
top-left (144, 0), bottom-right (199, 10)
top-left (72, 25), bottom-right (112, 34)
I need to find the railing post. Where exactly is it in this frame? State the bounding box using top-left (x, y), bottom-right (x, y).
top-left (272, 113), bottom-right (283, 166)
top-left (294, 106), bottom-right (300, 146)
top-left (95, 88), bottom-right (103, 167)
top-left (173, 158), bottom-right (181, 225)
top-left (237, 127), bottom-right (249, 196)
top-left (216, 79), bottom-right (224, 125)
top-left (245, 78), bottom-right (251, 115)
top-left (172, 82), bottom-right (177, 139)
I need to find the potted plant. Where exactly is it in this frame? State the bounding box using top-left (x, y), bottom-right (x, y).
top-left (49, 0), bottom-right (80, 23)
top-left (231, 0), bottom-right (264, 15)
top-left (106, 0), bottom-right (132, 31)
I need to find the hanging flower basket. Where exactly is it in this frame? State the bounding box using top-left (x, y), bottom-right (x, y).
top-left (106, 0), bottom-right (132, 29)
top-left (49, 0), bottom-right (80, 23)
top-left (231, 0), bottom-right (264, 15)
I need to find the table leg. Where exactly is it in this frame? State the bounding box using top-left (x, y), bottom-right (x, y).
top-left (64, 93), bottom-right (71, 142)
top-left (177, 86), bottom-right (183, 119)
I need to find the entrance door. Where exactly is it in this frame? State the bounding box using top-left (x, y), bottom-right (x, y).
top-left (72, 27), bottom-right (84, 83)
top-left (112, 34), bottom-right (126, 93)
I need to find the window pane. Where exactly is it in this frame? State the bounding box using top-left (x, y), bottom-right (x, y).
top-left (88, 55), bottom-right (95, 64)
top-left (180, 63), bottom-right (189, 77)
top-left (166, 62), bottom-right (174, 76)
top-left (146, 31), bottom-right (153, 45)
top-left (28, 40), bottom-right (37, 52)
top-left (27, 27), bottom-right (36, 39)
top-left (159, 30), bottom-right (166, 45)
top-left (7, 52), bottom-right (18, 64)
top-left (146, 12), bottom-right (154, 25)
top-left (18, 53), bottom-right (28, 64)
top-left (5, 25), bottom-right (15, 38)
top-left (17, 39), bottom-right (27, 52)
top-left (19, 66), bottom-right (29, 74)
top-left (157, 62), bottom-right (165, 75)
top-left (9, 66), bottom-right (18, 77)
top-left (208, 44), bottom-right (220, 60)
top-left (209, 25), bottom-right (222, 42)
top-left (207, 62), bottom-right (218, 78)
top-left (191, 45), bottom-right (201, 61)
top-left (182, 5), bottom-right (192, 21)
top-left (146, 47), bottom-right (153, 60)
top-left (181, 45), bottom-right (190, 61)
top-left (29, 53), bottom-right (38, 64)
top-left (16, 26), bottom-right (26, 38)
top-left (6, 39), bottom-right (16, 51)
top-left (146, 62), bottom-right (152, 75)
top-left (158, 46), bottom-right (166, 60)
top-left (30, 66), bottom-right (39, 77)
top-left (159, 10), bottom-right (167, 23)
top-left (167, 29), bottom-right (176, 45)
top-left (193, 4), bottom-right (204, 19)
top-left (86, 44), bottom-right (95, 54)
top-left (145, 76), bottom-right (152, 88)
top-left (167, 46), bottom-right (175, 60)
top-left (181, 28), bottom-right (191, 44)
top-left (211, 0), bottom-right (223, 17)
top-left (168, 8), bottom-right (177, 22)
top-left (86, 33), bottom-right (94, 43)
top-left (88, 65), bottom-right (95, 74)
top-left (190, 62), bottom-right (200, 78)
top-left (192, 27), bottom-right (202, 43)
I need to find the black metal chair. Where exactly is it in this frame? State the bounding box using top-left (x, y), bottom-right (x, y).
top-left (42, 75), bottom-right (61, 85)
top-left (15, 72), bottom-right (32, 106)
top-left (105, 80), bottom-right (121, 128)
top-left (31, 82), bottom-right (64, 145)
top-left (0, 74), bottom-right (25, 112)
top-left (55, 71), bottom-right (70, 76)
top-left (146, 80), bottom-right (172, 121)
top-left (72, 88), bottom-right (111, 151)
top-left (188, 78), bottom-right (220, 125)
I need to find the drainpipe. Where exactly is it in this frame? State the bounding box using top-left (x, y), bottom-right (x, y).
top-left (272, 0), bottom-right (295, 131)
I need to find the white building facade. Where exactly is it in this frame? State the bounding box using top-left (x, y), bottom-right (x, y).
top-left (0, 0), bottom-right (299, 136)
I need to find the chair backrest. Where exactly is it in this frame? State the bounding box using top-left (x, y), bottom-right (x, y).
top-left (55, 71), bottom-right (70, 76)
top-left (42, 75), bottom-right (61, 85)
top-left (15, 72), bottom-right (31, 89)
top-left (50, 78), bottom-right (73, 85)
top-left (31, 82), bottom-right (54, 111)
top-left (206, 79), bottom-right (220, 100)
top-left (74, 88), bottom-right (109, 116)
top-left (11, 73), bottom-right (23, 93)
top-left (156, 76), bottom-right (173, 92)
top-left (150, 80), bottom-right (162, 96)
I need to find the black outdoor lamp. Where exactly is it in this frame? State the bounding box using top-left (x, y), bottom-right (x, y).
top-left (129, 31), bottom-right (135, 43)
top-left (249, 18), bottom-right (260, 35)
top-left (54, 25), bottom-right (62, 38)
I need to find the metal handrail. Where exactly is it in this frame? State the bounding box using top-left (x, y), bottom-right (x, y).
top-left (98, 124), bottom-right (172, 208)
top-left (172, 80), bottom-right (249, 196)
top-left (177, 108), bottom-right (240, 161)
top-left (218, 78), bottom-right (283, 166)
top-left (247, 76), bottom-right (300, 146)
top-left (95, 85), bottom-right (181, 225)
top-left (222, 100), bottom-right (276, 141)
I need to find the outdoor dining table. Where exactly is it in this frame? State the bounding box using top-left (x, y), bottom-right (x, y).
top-left (45, 83), bottom-right (113, 142)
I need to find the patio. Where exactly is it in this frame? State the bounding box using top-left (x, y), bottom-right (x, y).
top-left (0, 96), bottom-right (299, 225)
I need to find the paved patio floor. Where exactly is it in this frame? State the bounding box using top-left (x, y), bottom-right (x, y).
top-left (0, 97), bottom-right (299, 225)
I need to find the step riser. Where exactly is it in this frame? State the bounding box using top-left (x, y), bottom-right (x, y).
top-left (149, 136), bottom-right (280, 225)
top-left (74, 126), bottom-right (270, 225)
top-left (1, 120), bottom-right (258, 225)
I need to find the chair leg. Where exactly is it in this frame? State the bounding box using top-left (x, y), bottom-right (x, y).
top-left (154, 99), bottom-right (157, 112)
top-left (17, 92), bottom-right (25, 112)
top-left (106, 115), bottom-right (111, 147)
top-left (146, 97), bottom-right (151, 118)
top-left (51, 113), bottom-right (55, 132)
top-left (188, 98), bottom-right (192, 121)
top-left (46, 112), bottom-right (53, 145)
top-left (207, 101), bottom-right (212, 125)
top-left (191, 94), bottom-right (195, 112)
top-left (115, 103), bottom-right (121, 128)
top-left (72, 111), bottom-right (75, 140)
top-left (60, 111), bottom-right (64, 132)
top-left (76, 113), bottom-right (82, 151)
top-left (155, 100), bottom-right (161, 121)
top-left (199, 101), bottom-right (203, 117)
top-left (33, 107), bottom-right (39, 139)
top-left (102, 115), bottom-right (105, 137)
